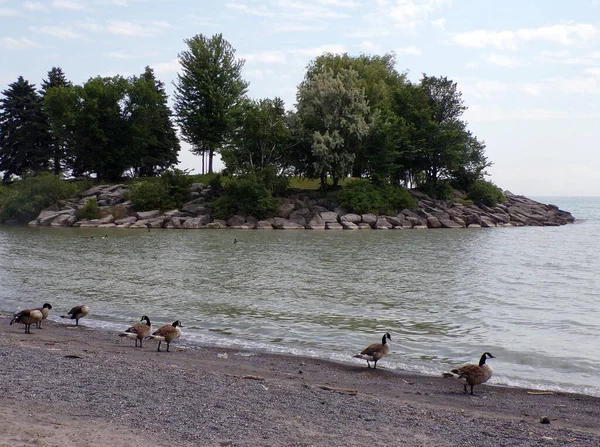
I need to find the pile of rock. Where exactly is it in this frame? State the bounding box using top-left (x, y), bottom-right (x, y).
top-left (28, 183), bottom-right (575, 230)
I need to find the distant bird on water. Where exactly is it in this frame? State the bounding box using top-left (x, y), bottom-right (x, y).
top-left (34, 303), bottom-right (53, 328)
top-left (234, 238), bottom-right (238, 244)
top-left (119, 315), bottom-right (152, 347)
top-left (147, 320), bottom-right (183, 352)
top-left (10, 308), bottom-right (43, 334)
top-left (443, 352), bottom-right (495, 395)
top-left (61, 305), bottom-right (89, 326)
top-left (354, 332), bottom-right (392, 369)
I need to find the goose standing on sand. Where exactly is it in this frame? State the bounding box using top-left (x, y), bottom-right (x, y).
top-left (61, 305), bottom-right (89, 326)
top-left (34, 303), bottom-right (53, 328)
top-left (119, 315), bottom-right (152, 347)
top-left (354, 332), bottom-right (391, 369)
top-left (10, 309), bottom-right (43, 334)
top-left (147, 320), bottom-right (182, 352)
top-left (443, 352), bottom-right (495, 395)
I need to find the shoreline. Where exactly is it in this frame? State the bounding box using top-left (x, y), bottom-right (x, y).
top-left (2, 317), bottom-right (599, 446)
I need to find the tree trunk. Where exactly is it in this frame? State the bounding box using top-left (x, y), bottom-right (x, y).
top-left (208, 148), bottom-right (214, 173)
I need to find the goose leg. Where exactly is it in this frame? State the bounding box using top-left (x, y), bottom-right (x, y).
top-left (470, 385), bottom-right (474, 395)
top-left (463, 384), bottom-right (468, 393)
top-left (157, 341), bottom-right (162, 352)
top-left (166, 342), bottom-right (170, 352)
top-left (366, 361), bottom-right (371, 368)
top-left (374, 360), bottom-right (378, 369)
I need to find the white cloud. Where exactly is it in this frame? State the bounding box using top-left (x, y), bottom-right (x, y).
top-left (0, 37), bottom-right (42, 50)
top-left (152, 59), bottom-right (180, 76)
top-left (289, 44), bottom-right (347, 58)
top-left (225, 1), bottom-right (349, 20)
top-left (52, 0), bottom-right (85, 10)
top-left (242, 50), bottom-right (287, 64)
top-left (484, 53), bottom-right (524, 68)
top-left (104, 51), bottom-right (138, 59)
top-left (396, 45), bottom-right (422, 56)
top-left (452, 23), bottom-right (600, 51)
top-left (34, 26), bottom-right (82, 40)
top-left (467, 104), bottom-right (600, 122)
top-left (585, 67), bottom-right (600, 76)
top-left (24, 2), bottom-right (47, 12)
top-left (0, 7), bottom-right (17, 16)
top-left (106, 20), bottom-right (172, 37)
top-left (431, 17), bottom-right (446, 30)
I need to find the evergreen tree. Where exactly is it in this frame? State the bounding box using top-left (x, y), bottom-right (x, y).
top-left (126, 66), bottom-right (180, 176)
top-left (41, 66), bottom-right (73, 175)
top-left (174, 33), bottom-right (248, 174)
top-left (0, 76), bottom-right (50, 182)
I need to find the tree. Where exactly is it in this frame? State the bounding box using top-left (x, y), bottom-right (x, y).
top-left (71, 76), bottom-right (129, 181)
top-left (221, 97), bottom-right (292, 174)
top-left (0, 76), bottom-right (50, 182)
top-left (295, 67), bottom-right (372, 190)
top-left (126, 66), bottom-right (180, 176)
top-left (41, 67), bottom-right (73, 175)
top-left (174, 33), bottom-right (248, 174)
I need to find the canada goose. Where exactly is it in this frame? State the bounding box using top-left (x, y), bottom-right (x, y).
top-left (61, 305), bottom-right (89, 326)
top-left (34, 303), bottom-right (53, 328)
top-left (443, 352), bottom-right (495, 395)
top-left (354, 332), bottom-right (391, 369)
top-left (119, 315), bottom-right (152, 347)
top-left (147, 320), bottom-right (182, 352)
top-left (101, 234), bottom-right (108, 239)
top-left (10, 309), bottom-right (43, 334)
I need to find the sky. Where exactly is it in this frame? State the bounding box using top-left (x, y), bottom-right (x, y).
top-left (1, 0), bottom-right (599, 196)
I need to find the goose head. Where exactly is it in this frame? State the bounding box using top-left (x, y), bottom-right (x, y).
top-left (140, 315), bottom-right (151, 325)
top-left (479, 352), bottom-right (495, 366)
top-left (172, 320), bottom-right (183, 328)
top-left (42, 303), bottom-right (53, 310)
top-left (382, 332), bottom-right (391, 344)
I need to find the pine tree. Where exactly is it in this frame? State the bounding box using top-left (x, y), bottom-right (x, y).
top-left (127, 66), bottom-right (180, 176)
top-left (0, 76), bottom-right (51, 182)
top-left (41, 66), bottom-right (73, 175)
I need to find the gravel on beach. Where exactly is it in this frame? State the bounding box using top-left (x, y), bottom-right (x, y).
top-left (1, 317), bottom-right (599, 447)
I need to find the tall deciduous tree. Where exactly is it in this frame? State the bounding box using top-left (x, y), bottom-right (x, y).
top-left (126, 66), bottom-right (180, 176)
top-left (295, 67), bottom-right (372, 190)
top-left (174, 33), bottom-right (248, 174)
top-left (222, 97), bottom-right (291, 174)
top-left (0, 76), bottom-right (50, 182)
top-left (41, 66), bottom-right (73, 175)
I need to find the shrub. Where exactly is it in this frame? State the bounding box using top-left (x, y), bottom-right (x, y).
top-left (420, 180), bottom-right (454, 201)
top-left (0, 173), bottom-right (78, 223)
top-left (338, 179), bottom-right (417, 215)
top-left (128, 180), bottom-right (170, 211)
top-left (161, 169), bottom-right (192, 207)
top-left (77, 197), bottom-right (100, 220)
top-left (467, 180), bottom-right (506, 207)
top-left (211, 175), bottom-right (279, 220)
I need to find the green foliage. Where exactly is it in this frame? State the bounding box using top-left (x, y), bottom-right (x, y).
top-left (77, 197), bottom-right (100, 220)
top-left (0, 173), bottom-right (78, 223)
top-left (338, 179), bottom-right (416, 215)
top-left (0, 76), bottom-right (51, 182)
top-left (174, 33), bottom-right (249, 173)
top-left (467, 180), bottom-right (506, 207)
top-left (128, 180), bottom-right (170, 211)
top-left (128, 169), bottom-right (192, 211)
top-left (420, 180), bottom-right (454, 201)
top-left (211, 175), bottom-right (279, 220)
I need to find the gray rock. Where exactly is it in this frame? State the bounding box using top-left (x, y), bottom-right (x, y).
top-left (361, 214), bottom-right (377, 226)
top-left (340, 221), bottom-right (358, 230)
top-left (427, 216), bottom-right (442, 228)
top-left (320, 211), bottom-right (339, 223)
top-left (340, 213), bottom-right (362, 224)
top-left (227, 215), bottom-right (246, 227)
top-left (50, 214), bottom-right (77, 227)
top-left (374, 217), bottom-right (392, 229)
top-left (272, 218), bottom-right (305, 229)
top-left (255, 220), bottom-right (275, 229)
top-left (182, 203), bottom-right (210, 216)
top-left (114, 216), bottom-right (137, 225)
top-left (439, 219), bottom-right (462, 229)
top-left (183, 216), bottom-right (210, 229)
top-left (136, 210), bottom-right (160, 220)
top-left (325, 222), bottom-right (343, 230)
top-left (277, 203), bottom-right (296, 219)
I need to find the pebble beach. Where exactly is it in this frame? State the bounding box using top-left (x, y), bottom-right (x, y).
top-left (1, 316), bottom-right (599, 447)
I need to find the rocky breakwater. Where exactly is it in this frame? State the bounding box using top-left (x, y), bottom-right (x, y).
top-left (29, 184), bottom-right (575, 230)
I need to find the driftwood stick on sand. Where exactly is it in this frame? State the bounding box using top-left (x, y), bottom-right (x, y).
top-left (317, 385), bottom-right (358, 395)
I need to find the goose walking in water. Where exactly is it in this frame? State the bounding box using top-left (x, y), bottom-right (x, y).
top-left (354, 333), bottom-right (391, 369)
top-left (61, 305), bottom-right (89, 326)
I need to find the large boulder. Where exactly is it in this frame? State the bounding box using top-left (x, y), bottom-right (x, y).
top-left (320, 211), bottom-right (338, 223)
top-left (183, 215), bottom-right (210, 228)
top-left (136, 210), bottom-right (160, 220)
top-left (272, 218), bottom-right (305, 229)
top-left (277, 203), bottom-right (296, 219)
top-left (340, 213), bottom-right (362, 224)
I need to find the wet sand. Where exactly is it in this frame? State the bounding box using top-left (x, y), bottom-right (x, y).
top-left (1, 316), bottom-right (599, 446)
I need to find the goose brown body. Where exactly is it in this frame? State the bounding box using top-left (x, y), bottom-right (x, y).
top-left (10, 309), bottom-right (43, 334)
top-left (447, 352), bottom-right (495, 395)
top-left (354, 333), bottom-right (391, 369)
top-left (147, 320), bottom-right (182, 352)
top-left (119, 316), bottom-right (152, 347)
top-left (61, 305), bottom-right (89, 326)
top-left (34, 303), bottom-right (53, 329)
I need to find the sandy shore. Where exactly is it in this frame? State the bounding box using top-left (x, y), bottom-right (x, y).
top-left (1, 316), bottom-right (599, 447)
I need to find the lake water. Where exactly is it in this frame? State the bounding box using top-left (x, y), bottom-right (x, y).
top-left (1, 196), bottom-right (599, 397)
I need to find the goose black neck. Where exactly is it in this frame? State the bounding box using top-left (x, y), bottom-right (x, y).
top-left (479, 353), bottom-right (487, 366)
